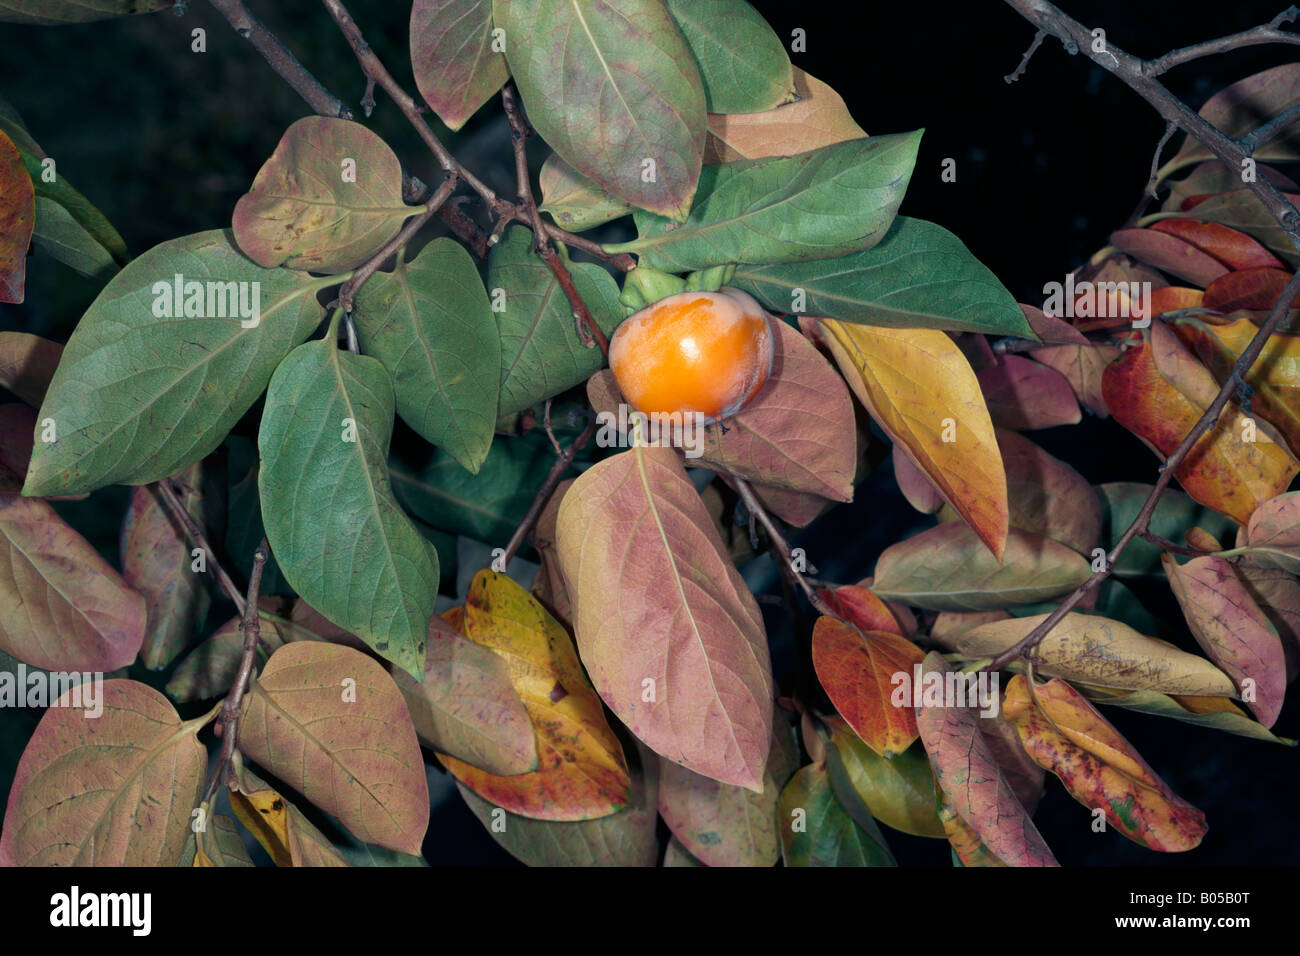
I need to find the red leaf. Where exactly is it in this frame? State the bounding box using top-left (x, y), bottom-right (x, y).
top-left (0, 131), bottom-right (33, 304)
top-left (1149, 220), bottom-right (1283, 271)
top-left (976, 355), bottom-right (1081, 430)
top-left (1202, 267), bottom-right (1300, 313)
top-left (1110, 227), bottom-right (1229, 287)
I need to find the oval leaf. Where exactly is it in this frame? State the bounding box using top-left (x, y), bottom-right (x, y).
top-left (615, 134), bottom-right (920, 272)
top-left (704, 68), bottom-right (865, 163)
top-left (556, 444), bottom-right (773, 791)
top-left (0, 130), bottom-right (34, 303)
top-left (258, 337), bottom-right (440, 678)
top-left (232, 117), bottom-right (415, 273)
top-left (410, 0), bottom-right (509, 131)
top-left (355, 237), bottom-right (501, 473)
top-left (24, 230), bottom-right (328, 497)
top-left (665, 0), bottom-right (793, 113)
top-left (821, 318), bottom-right (1008, 558)
top-left (240, 642), bottom-right (429, 854)
top-left (0, 680), bottom-right (204, 865)
top-left (777, 761), bottom-right (895, 866)
top-left (496, 0), bottom-right (706, 219)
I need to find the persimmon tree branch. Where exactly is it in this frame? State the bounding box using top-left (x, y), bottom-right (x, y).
top-left (732, 477), bottom-right (838, 620)
top-left (1142, 6), bottom-right (1300, 76)
top-left (155, 477), bottom-right (247, 619)
top-left (989, 0), bottom-right (1300, 669)
top-left (207, 0), bottom-right (352, 119)
top-left (201, 539), bottom-right (268, 804)
top-left (502, 83), bottom-right (609, 357)
top-left (500, 417), bottom-right (597, 568)
top-left (333, 171), bottom-right (460, 314)
top-left (985, 272), bottom-right (1300, 672)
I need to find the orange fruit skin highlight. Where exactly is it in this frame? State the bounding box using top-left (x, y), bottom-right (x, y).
top-left (608, 288), bottom-right (774, 420)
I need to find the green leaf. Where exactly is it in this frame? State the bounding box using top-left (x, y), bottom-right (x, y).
top-left (665, 0), bottom-right (794, 113)
top-left (21, 150), bottom-right (129, 277)
top-left (777, 762), bottom-right (896, 866)
top-left (232, 117), bottom-right (416, 274)
top-left (0, 0), bottom-right (172, 24)
top-left (539, 153), bottom-right (634, 232)
top-left (610, 134), bottom-right (920, 272)
top-left (0, 94), bottom-right (42, 157)
top-left (224, 436), bottom-right (291, 596)
top-left (355, 239), bottom-right (500, 473)
top-left (495, 0), bottom-right (706, 220)
top-left (24, 230), bottom-right (329, 497)
top-left (1096, 482), bottom-right (1238, 576)
top-left (733, 217), bottom-right (1035, 337)
top-left (410, 0), bottom-right (510, 132)
top-left (258, 337), bottom-right (439, 679)
top-left (392, 428), bottom-right (563, 545)
top-left (489, 226), bottom-right (622, 415)
top-left (824, 733), bottom-right (946, 839)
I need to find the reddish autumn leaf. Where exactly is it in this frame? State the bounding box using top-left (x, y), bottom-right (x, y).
top-left (1148, 220), bottom-right (1283, 271)
top-left (1102, 323), bottom-right (1298, 525)
top-left (812, 584), bottom-right (924, 756)
top-left (892, 445), bottom-right (944, 513)
top-left (698, 319), bottom-right (856, 501)
top-left (999, 429), bottom-right (1101, 556)
top-left (530, 477), bottom-right (576, 626)
top-left (1110, 227), bottom-right (1229, 288)
top-left (914, 652), bottom-right (1057, 867)
top-left (0, 130), bottom-right (33, 303)
top-left (976, 355), bottom-right (1081, 430)
top-left (1203, 267), bottom-right (1299, 313)
top-left (1002, 676), bottom-right (1208, 852)
top-left (1146, 286), bottom-right (1204, 317)
top-left (1019, 303), bottom-right (1088, 344)
top-left (0, 680), bottom-right (206, 866)
top-left (410, 0), bottom-right (508, 132)
top-left (241, 642), bottom-right (430, 853)
top-left (556, 445), bottom-right (773, 791)
top-left (0, 493), bottom-right (144, 671)
top-left (1163, 554), bottom-right (1287, 727)
top-left (1030, 342), bottom-right (1119, 418)
top-left (437, 571), bottom-right (631, 819)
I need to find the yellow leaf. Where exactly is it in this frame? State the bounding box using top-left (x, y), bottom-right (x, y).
top-left (821, 319), bottom-right (1008, 557)
top-left (230, 764), bottom-right (348, 867)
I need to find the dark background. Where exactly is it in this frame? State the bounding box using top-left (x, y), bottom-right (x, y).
top-left (0, 0), bottom-right (1297, 866)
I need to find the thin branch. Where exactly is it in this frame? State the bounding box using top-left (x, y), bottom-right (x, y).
top-left (334, 171), bottom-right (460, 313)
top-left (1005, 28), bottom-right (1047, 83)
top-left (732, 477), bottom-right (838, 619)
top-left (1143, 6), bottom-right (1300, 76)
top-left (207, 0), bottom-right (351, 119)
top-left (155, 477), bottom-right (246, 618)
top-left (1145, 121), bottom-right (1177, 199)
top-left (500, 418), bottom-right (597, 568)
top-left (1138, 529), bottom-right (1211, 558)
top-left (1242, 101), bottom-right (1300, 153)
top-left (201, 539), bottom-right (268, 804)
top-left (985, 277), bottom-right (1300, 671)
top-left (544, 224), bottom-right (637, 273)
top-left (502, 83), bottom-right (610, 357)
top-left (320, 0), bottom-right (505, 212)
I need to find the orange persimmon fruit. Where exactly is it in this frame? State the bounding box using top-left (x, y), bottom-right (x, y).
top-left (608, 288), bottom-right (774, 420)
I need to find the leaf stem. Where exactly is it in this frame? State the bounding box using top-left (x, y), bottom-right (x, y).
top-left (500, 418), bottom-right (597, 569)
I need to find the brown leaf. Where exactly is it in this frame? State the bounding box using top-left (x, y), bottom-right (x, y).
top-left (437, 571), bottom-right (631, 820)
top-left (232, 117), bottom-right (415, 273)
top-left (704, 69), bottom-right (866, 163)
top-left (556, 444), bottom-right (772, 790)
top-left (0, 680), bottom-right (205, 865)
top-left (1002, 676), bottom-right (1207, 852)
top-left (393, 608), bottom-right (537, 775)
top-left (0, 332), bottom-right (61, 407)
top-left (977, 355), bottom-right (1081, 430)
top-left (1110, 227), bottom-right (1229, 287)
top-left (892, 444), bottom-right (943, 513)
top-left (999, 429), bottom-right (1101, 555)
top-left (1030, 342), bottom-right (1119, 418)
top-left (914, 653), bottom-right (1057, 866)
top-left (1148, 219), bottom-right (1283, 271)
top-left (0, 493), bottom-right (144, 671)
top-left (946, 612), bottom-right (1238, 695)
top-left (698, 320), bottom-right (856, 500)
top-left (240, 642), bottom-right (429, 853)
top-left (531, 477), bottom-right (576, 624)
top-left (1162, 554), bottom-right (1286, 727)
